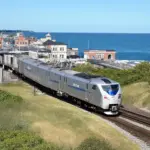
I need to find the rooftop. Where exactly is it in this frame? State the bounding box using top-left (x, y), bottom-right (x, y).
top-left (84, 49), bottom-right (116, 52)
top-left (43, 40), bottom-right (67, 46)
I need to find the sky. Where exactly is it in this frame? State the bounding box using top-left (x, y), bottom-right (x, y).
top-left (0, 0), bottom-right (150, 33)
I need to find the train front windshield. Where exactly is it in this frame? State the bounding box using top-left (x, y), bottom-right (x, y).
top-left (102, 84), bottom-right (119, 96)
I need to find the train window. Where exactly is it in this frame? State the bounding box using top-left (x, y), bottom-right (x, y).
top-left (92, 85), bottom-right (97, 90)
top-left (86, 84), bottom-right (88, 89)
top-left (102, 84), bottom-right (119, 96)
top-left (11, 57), bottom-right (13, 65)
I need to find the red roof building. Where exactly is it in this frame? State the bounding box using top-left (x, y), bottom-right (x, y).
top-left (84, 50), bottom-right (116, 61)
top-left (0, 37), bottom-right (3, 49)
top-left (15, 33), bottom-right (29, 47)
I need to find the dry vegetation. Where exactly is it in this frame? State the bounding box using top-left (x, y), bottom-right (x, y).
top-left (0, 81), bottom-right (139, 150)
top-left (122, 82), bottom-right (150, 110)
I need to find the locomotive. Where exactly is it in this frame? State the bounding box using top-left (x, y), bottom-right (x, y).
top-left (1, 54), bottom-right (122, 115)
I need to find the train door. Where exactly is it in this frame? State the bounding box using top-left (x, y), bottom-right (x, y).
top-left (60, 75), bottom-right (65, 91)
top-left (88, 84), bottom-right (100, 106)
top-left (63, 76), bottom-right (67, 93)
top-left (58, 74), bottom-right (61, 91)
top-left (86, 82), bottom-right (92, 102)
top-left (85, 83), bottom-right (89, 101)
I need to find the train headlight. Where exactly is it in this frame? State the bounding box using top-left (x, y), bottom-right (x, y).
top-left (104, 96), bottom-right (108, 100)
top-left (118, 94), bottom-right (121, 99)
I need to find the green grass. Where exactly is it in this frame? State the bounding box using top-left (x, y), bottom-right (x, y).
top-left (0, 82), bottom-right (139, 150)
top-left (0, 130), bottom-right (63, 150)
top-left (0, 88), bottom-right (63, 150)
top-left (0, 89), bottom-right (25, 130)
top-left (122, 82), bottom-right (150, 110)
top-left (76, 137), bottom-right (114, 150)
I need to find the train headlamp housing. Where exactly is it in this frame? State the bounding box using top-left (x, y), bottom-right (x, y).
top-left (118, 94), bottom-right (122, 99)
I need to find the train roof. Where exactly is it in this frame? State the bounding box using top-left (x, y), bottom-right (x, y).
top-left (61, 70), bottom-right (118, 85)
top-left (60, 70), bottom-right (79, 75)
top-left (18, 56), bottom-right (119, 85)
top-left (19, 56), bottom-right (65, 72)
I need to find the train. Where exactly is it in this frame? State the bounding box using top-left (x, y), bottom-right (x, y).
top-left (0, 53), bottom-right (122, 115)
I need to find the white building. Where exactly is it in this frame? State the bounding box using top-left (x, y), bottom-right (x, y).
top-left (40, 33), bottom-right (52, 43)
top-left (28, 50), bottom-right (50, 61)
top-left (31, 40), bottom-right (45, 49)
top-left (67, 48), bottom-right (78, 57)
top-left (31, 33), bottom-right (56, 49)
top-left (50, 45), bottom-right (67, 60)
top-left (43, 40), bottom-right (67, 61)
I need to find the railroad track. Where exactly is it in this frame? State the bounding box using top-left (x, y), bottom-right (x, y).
top-left (100, 106), bottom-right (150, 145)
top-left (104, 116), bottom-right (150, 145)
top-left (120, 107), bottom-right (150, 127)
top-left (86, 106), bottom-right (150, 145)
top-left (83, 107), bottom-right (150, 145)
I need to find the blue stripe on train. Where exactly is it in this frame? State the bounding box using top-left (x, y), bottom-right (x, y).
top-left (50, 80), bottom-right (59, 83)
top-left (49, 81), bottom-right (86, 92)
top-left (68, 85), bottom-right (86, 92)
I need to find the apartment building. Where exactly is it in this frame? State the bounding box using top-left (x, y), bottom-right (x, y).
top-left (43, 40), bottom-right (67, 60)
top-left (15, 33), bottom-right (29, 48)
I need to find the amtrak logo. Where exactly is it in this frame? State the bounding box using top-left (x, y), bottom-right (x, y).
top-left (73, 83), bottom-right (79, 88)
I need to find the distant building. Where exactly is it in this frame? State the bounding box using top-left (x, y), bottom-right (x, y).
top-left (40, 33), bottom-right (53, 43)
top-left (84, 50), bottom-right (116, 61)
top-left (31, 40), bottom-right (45, 49)
top-left (15, 33), bottom-right (29, 48)
top-left (31, 33), bottom-right (55, 49)
top-left (67, 48), bottom-right (78, 57)
top-left (28, 50), bottom-right (50, 60)
top-left (43, 40), bottom-right (67, 60)
top-left (27, 37), bottom-right (37, 45)
top-left (0, 37), bottom-right (3, 49)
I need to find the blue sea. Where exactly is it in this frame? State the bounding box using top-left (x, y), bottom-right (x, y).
top-left (24, 32), bottom-right (150, 61)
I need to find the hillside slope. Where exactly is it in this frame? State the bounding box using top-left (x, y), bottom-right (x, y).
top-left (122, 82), bottom-right (150, 110)
top-left (0, 82), bottom-right (139, 150)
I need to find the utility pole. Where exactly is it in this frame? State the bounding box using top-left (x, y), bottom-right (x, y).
top-left (88, 40), bottom-right (90, 50)
top-left (68, 40), bottom-right (70, 48)
top-left (33, 86), bottom-right (36, 96)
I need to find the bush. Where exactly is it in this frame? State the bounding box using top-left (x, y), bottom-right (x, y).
top-left (73, 62), bottom-right (150, 86)
top-left (76, 137), bottom-right (114, 150)
top-left (0, 90), bottom-right (23, 103)
top-left (0, 90), bottom-right (27, 131)
top-left (0, 130), bottom-right (63, 150)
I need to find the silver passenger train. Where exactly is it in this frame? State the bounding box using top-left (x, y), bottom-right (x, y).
top-left (1, 54), bottom-right (122, 115)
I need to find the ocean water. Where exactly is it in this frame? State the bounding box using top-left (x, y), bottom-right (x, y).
top-left (24, 32), bottom-right (150, 61)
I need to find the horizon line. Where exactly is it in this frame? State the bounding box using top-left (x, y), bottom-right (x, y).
top-left (36, 31), bottom-right (150, 34)
top-left (1, 29), bottom-right (150, 34)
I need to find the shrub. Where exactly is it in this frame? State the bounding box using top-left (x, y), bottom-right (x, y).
top-left (0, 130), bottom-right (63, 150)
top-left (0, 90), bottom-right (23, 103)
top-left (0, 90), bottom-right (27, 131)
top-left (73, 62), bottom-right (150, 86)
top-left (76, 137), bottom-right (114, 150)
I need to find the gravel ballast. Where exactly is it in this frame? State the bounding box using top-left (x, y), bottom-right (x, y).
top-left (100, 117), bottom-right (150, 150)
